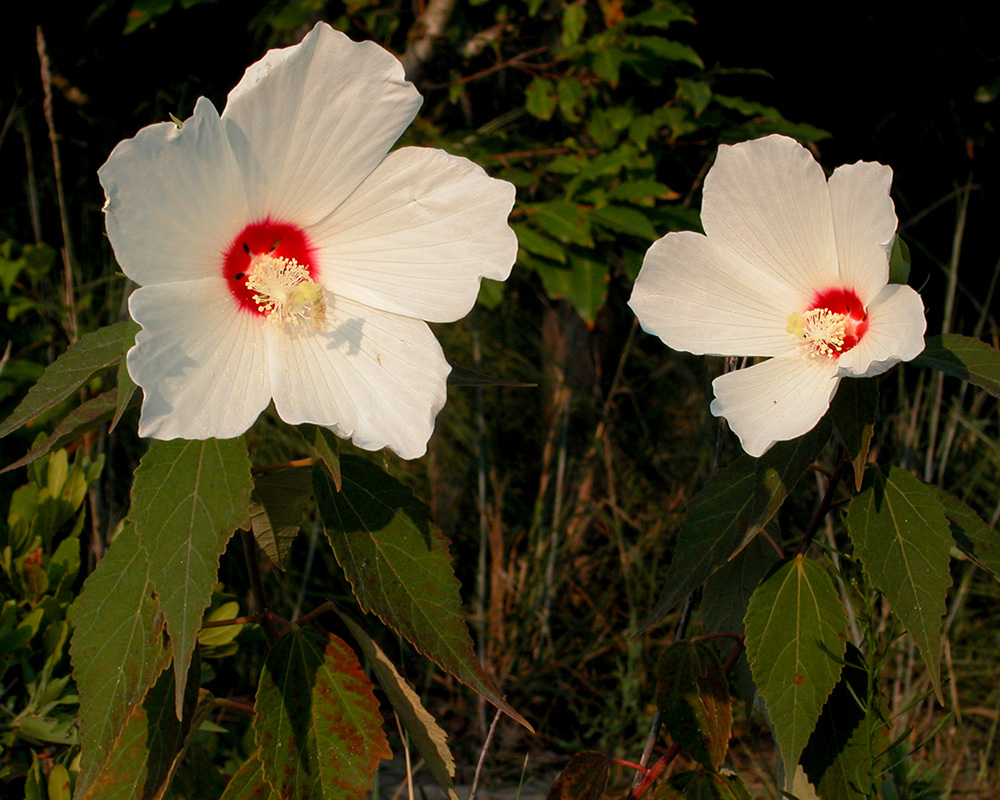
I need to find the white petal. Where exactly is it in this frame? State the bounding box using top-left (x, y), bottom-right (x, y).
top-left (630, 231), bottom-right (801, 357)
top-left (268, 295), bottom-right (450, 460)
top-left (837, 284), bottom-right (926, 377)
top-left (828, 161), bottom-right (897, 303)
top-left (308, 147), bottom-right (517, 322)
top-left (127, 279), bottom-right (271, 439)
top-left (700, 135), bottom-right (839, 301)
top-left (711, 356), bottom-right (840, 457)
top-left (222, 23), bottom-right (422, 228)
top-left (99, 97), bottom-right (248, 286)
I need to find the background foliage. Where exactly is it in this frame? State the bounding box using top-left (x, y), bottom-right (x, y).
top-left (2, 1), bottom-right (999, 799)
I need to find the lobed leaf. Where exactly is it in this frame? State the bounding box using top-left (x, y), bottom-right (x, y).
top-left (744, 555), bottom-right (848, 784)
top-left (0, 320), bottom-right (138, 439)
top-left (71, 522), bottom-right (171, 799)
top-left (646, 420), bottom-right (830, 626)
top-left (655, 640), bottom-right (732, 770)
top-left (338, 611), bottom-right (458, 800)
top-left (130, 438), bottom-right (253, 716)
top-left (913, 334), bottom-right (1000, 398)
top-left (254, 627), bottom-right (391, 800)
top-left (315, 456), bottom-right (528, 728)
top-left (846, 467), bottom-right (952, 700)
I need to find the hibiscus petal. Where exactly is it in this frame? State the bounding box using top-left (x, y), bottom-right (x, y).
top-left (308, 147), bottom-right (517, 322)
top-left (127, 279), bottom-right (271, 439)
top-left (710, 356), bottom-right (840, 457)
top-left (222, 23), bottom-right (422, 228)
top-left (268, 295), bottom-right (450, 460)
top-left (828, 161), bottom-right (896, 304)
top-left (629, 231), bottom-right (801, 357)
top-left (700, 135), bottom-right (838, 302)
top-left (99, 97), bottom-right (248, 286)
top-left (837, 283), bottom-right (926, 377)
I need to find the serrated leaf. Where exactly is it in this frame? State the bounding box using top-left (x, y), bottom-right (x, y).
top-left (338, 611), bottom-right (458, 800)
top-left (846, 467), bottom-right (952, 700)
top-left (0, 320), bottom-right (138, 439)
top-left (932, 486), bottom-right (1000, 582)
top-left (654, 770), bottom-right (751, 800)
top-left (250, 468), bottom-right (313, 569)
top-left (71, 522), bottom-right (171, 799)
top-left (655, 641), bottom-right (732, 770)
top-left (130, 438), bottom-right (253, 716)
top-left (800, 644), bottom-right (887, 800)
top-left (546, 751), bottom-right (610, 800)
top-left (634, 36), bottom-right (704, 68)
top-left (913, 334), bottom-right (1000, 398)
top-left (111, 355), bottom-right (138, 432)
top-left (646, 421), bottom-right (830, 626)
top-left (701, 536), bottom-right (780, 712)
top-left (830, 377), bottom-right (878, 491)
top-left (255, 628), bottom-right (391, 800)
top-left (745, 556), bottom-right (848, 784)
top-left (315, 456), bottom-right (528, 728)
top-left (219, 750), bottom-right (276, 800)
top-left (308, 426), bottom-right (342, 491)
top-left (75, 657), bottom-right (200, 800)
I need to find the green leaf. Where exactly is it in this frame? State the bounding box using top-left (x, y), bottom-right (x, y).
top-left (592, 48), bottom-right (622, 86)
top-left (646, 421), bottom-right (830, 626)
top-left (655, 640), bottom-right (732, 770)
top-left (560, 1), bottom-right (586, 47)
top-left (0, 320), bottom-right (138, 439)
top-left (525, 77), bottom-right (558, 120)
top-left (513, 222), bottom-right (567, 263)
top-left (255, 628), bottom-right (391, 800)
top-left (590, 205), bottom-right (659, 239)
top-left (634, 36), bottom-right (703, 68)
top-left (744, 556), bottom-right (848, 785)
top-left (535, 258), bottom-right (608, 324)
top-left (546, 752), bottom-right (610, 800)
top-left (111, 355), bottom-right (138, 432)
top-left (701, 535), bottom-right (780, 712)
top-left (315, 456), bottom-right (528, 728)
top-left (888, 236), bottom-right (911, 285)
top-left (219, 751), bottom-right (276, 800)
top-left (250, 468), bottom-right (313, 569)
top-left (308, 425), bottom-right (342, 491)
top-left (130, 438), bottom-right (252, 715)
top-left (71, 522), bottom-right (171, 799)
top-left (528, 202), bottom-right (594, 247)
top-left (338, 611), bottom-right (458, 800)
top-left (557, 76), bottom-right (587, 123)
top-left (932, 486), bottom-right (1000, 582)
top-left (829, 377), bottom-right (878, 491)
top-left (607, 180), bottom-right (674, 204)
top-left (676, 78), bottom-right (713, 117)
top-left (655, 770), bottom-right (751, 800)
top-left (913, 334), bottom-right (1000, 398)
top-left (800, 644), bottom-right (887, 800)
top-left (75, 657), bottom-right (200, 800)
top-left (2, 389), bottom-right (128, 475)
top-left (846, 467), bottom-right (952, 699)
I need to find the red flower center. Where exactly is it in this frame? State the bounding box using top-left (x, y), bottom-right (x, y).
top-left (223, 219), bottom-right (317, 314)
top-left (787, 287), bottom-right (869, 358)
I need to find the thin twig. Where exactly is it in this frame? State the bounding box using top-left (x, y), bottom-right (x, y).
top-left (241, 528), bottom-right (280, 646)
top-left (468, 707), bottom-right (503, 800)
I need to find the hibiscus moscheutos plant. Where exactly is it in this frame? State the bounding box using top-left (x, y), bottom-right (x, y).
top-left (629, 134), bottom-right (926, 457)
top-left (99, 22), bottom-right (517, 459)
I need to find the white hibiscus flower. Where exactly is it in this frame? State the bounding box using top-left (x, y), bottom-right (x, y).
top-left (629, 134), bottom-right (926, 457)
top-left (99, 22), bottom-right (516, 459)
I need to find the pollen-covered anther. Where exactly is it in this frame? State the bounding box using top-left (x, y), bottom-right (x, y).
top-left (787, 308), bottom-right (849, 358)
top-left (245, 252), bottom-right (326, 329)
